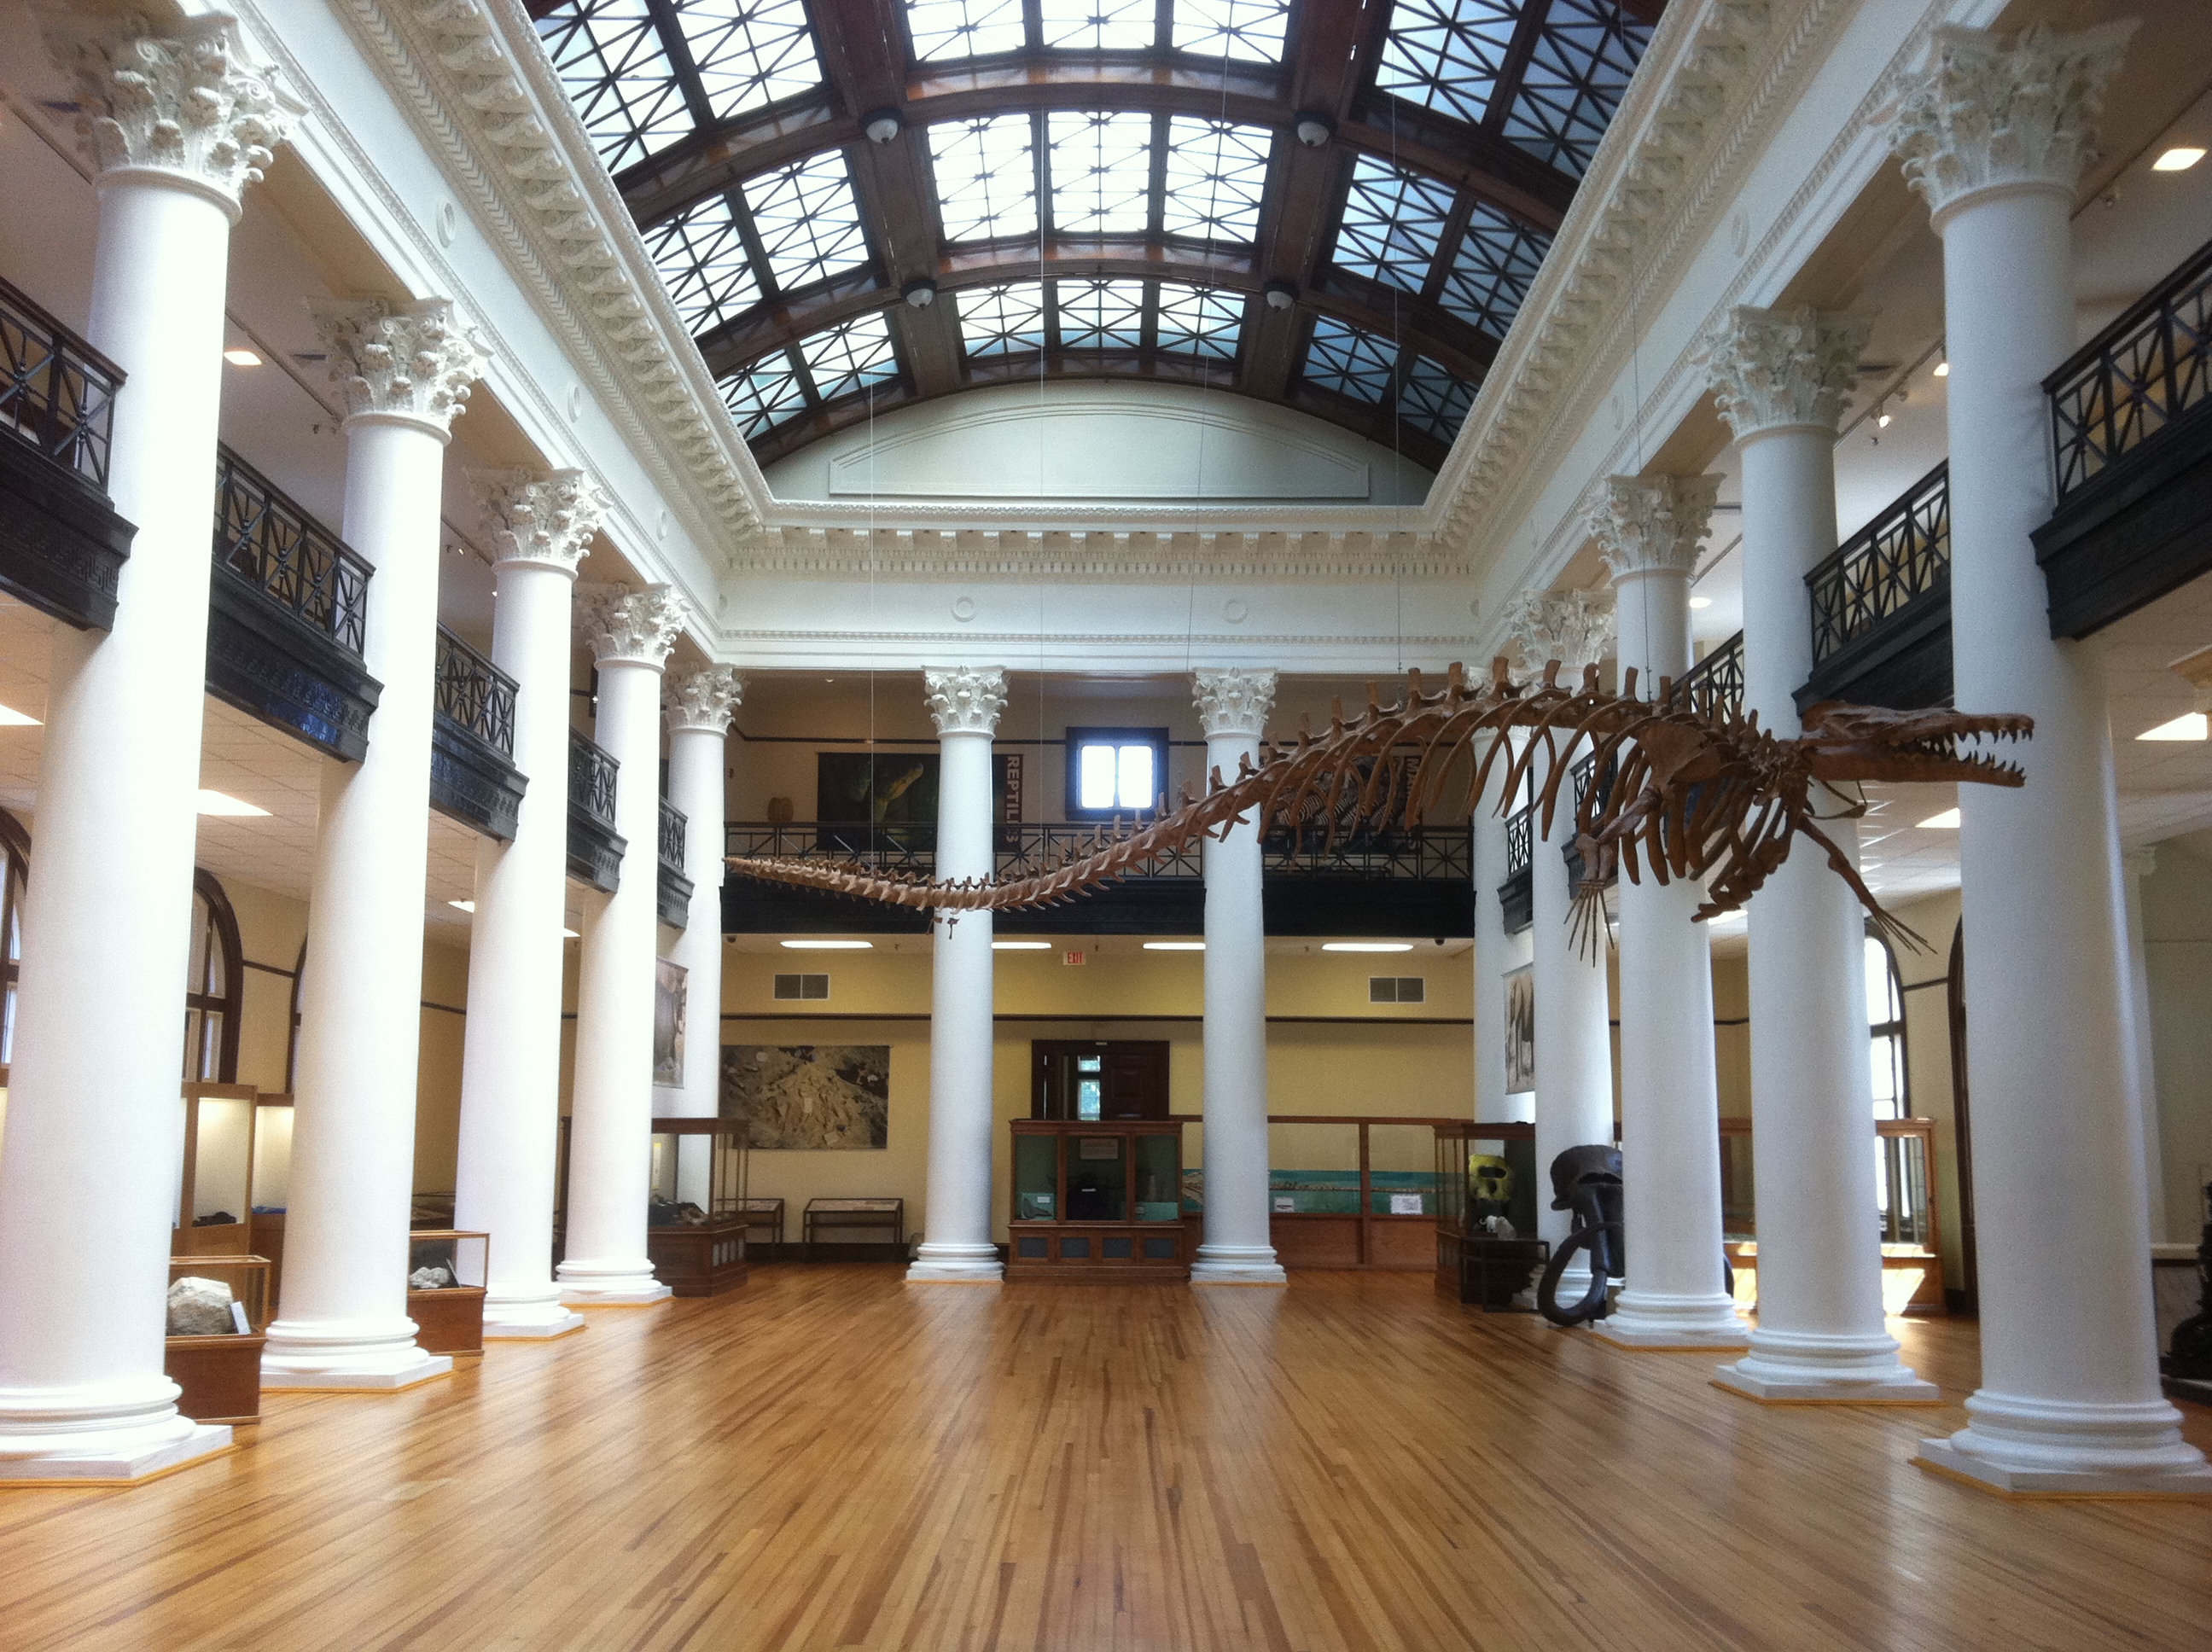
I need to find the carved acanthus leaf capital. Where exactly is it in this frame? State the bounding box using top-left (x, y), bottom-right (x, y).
top-left (1889, 23), bottom-right (2134, 220)
top-left (579, 584), bottom-right (686, 669)
top-left (923, 667), bottom-right (1007, 736)
top-left (44, 10), bottom-right (303, 211)
top-left (1503, 589), bottom-right (1615, 672)
top-left (479, 468), bottom-right (602, 573)
top-left (1589, 476), bottom-right (1721, 583)
top-left (1192, 668), bottom-right (1277, 740)
top-left (666, 666), bottom-right (743, 735)
top-left (1700, 305), bottom-right (1874, 439)
top-left (311, 297), bottom-right (486, 433)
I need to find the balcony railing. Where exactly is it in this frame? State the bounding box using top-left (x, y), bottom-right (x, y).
top-left (1668, 630), bottom-right (1743, 720)
top-left (2048, 234), bottom-right (2212, 503)
top-left (434, 627), bottom-right (517, 759)
top-left (1807, 462), bottom-right (1949, 668)
top-left (569, 730), bottom-right (619, 827)
top-left (212, 447), bottom-right (371, 658)
top-left (1503, 806), bottom-right (1532, 878)
top-left (0, 275), bottom-right (122, 489)
top-left (658, 798), bottom-right (688, 874)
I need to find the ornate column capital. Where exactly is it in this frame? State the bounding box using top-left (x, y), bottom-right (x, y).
top-left (478, 468), bottom-right (602, 574)
top-left (923, 667), bottom-right (1007, 736)
top-left (44, 10), bottom-right (303, 217)
top-left (579, 584), bottom-right (686, 670)
top-left (1191, 668), bottom-right (1278, 740)
top-left (666, 666), bottom-right (743, 736)
top-left (1503, 589), bottom-right (1615, 672)
top-left (1700, 305), bottom-right (1874, 439)
top-left (1588, 476), bottom-right (1720, 583)
top-left (310, 297), bottom-right (486, 436)
top-left (2123, 846), bottom-right (2157, 882)
top-left (1889, 22), bottom-right (2134, 223)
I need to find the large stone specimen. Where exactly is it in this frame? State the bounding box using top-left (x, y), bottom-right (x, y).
top-left (166, 1276), bottom-right (236, 1336)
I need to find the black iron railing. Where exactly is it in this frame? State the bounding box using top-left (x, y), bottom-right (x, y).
top-left (212, 447), bottom-right (372, 658)
top-left (1807, 462), bottom-right (1949, 666)
top-left (1667, 630), bottom-right (1743, 719)
top-left (1569, 754), bottom-right (1618, 813)
top-left (658, 797), bottom-right (687, 874)
top-left (2047, 235), bottom-right (2212, 501)
top-left (0, 275), bottom-right (122, 488)
top-left (1503, 806), bottom-right (1532, 879)
top-left (434, 627), bottom-right (517, 758)
top-left (570, 729), bottom-right (619, 826)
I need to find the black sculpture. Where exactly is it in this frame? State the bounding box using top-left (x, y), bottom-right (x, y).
top-left (1536, 1146), bottom-right (1623, 1327)
top-left (2162, 1183), bottom-right (2212, 1386)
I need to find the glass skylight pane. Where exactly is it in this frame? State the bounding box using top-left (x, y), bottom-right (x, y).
top-left (1439, 201), bottom-right (1552, 338)
top-left (1333, 156), bottom-right (1456, 294)
top-left (958, 282), bottom-right (1047, 358)
top-left (1155, 283), bottom-right (1242, 359)
top-left (1301, 317), bottom-right (1398, 405)
top-left (1502, 0), bottom-right (1650, 178)
top-left (1173, 0), bottom-right (1291, 64)
top-left (1160, 119), bottom-right (1272, 244)
top-left (743, 151), bottom-right (869, 290)
top-left (800, 312), bottom-right (899, 402)
top-left (905, 0), bottom-right (1026, 61)
top-left (1046, 112), bottom-right (1154, 236)
top-left (1373, 0), bottom-right (1521, 128)
top-left (930, 116), bottom-right (1039, 243)
top-left (1079, 744), bottom-right (1117, 810)
top-left (642, 194), bottom-right (760, 334)
top-left (1056, 279), bottom-right (1146, 350)
top-left (1038, 0), bottom-right (1154, 51)
top-left (722, 354), bottom-right (808, 439)
top-left (1397, 356), bottom-right (1477, 442)
top-left (535, 1), bottom-right (692, 173)
top-left (676, 0), bottom-right (823, 122)
top-left (1116, 744), bottom-right (1155, 810)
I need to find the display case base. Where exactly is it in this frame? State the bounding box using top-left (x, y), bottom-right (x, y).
top-left (0, 1422), bottom-right (233, 1486)
top-left (166, 1333), bottom-right (269, 1424)
top-left (407, 1288), bottom-right (487, 1358)
top-left (645, 1221), bottom-right (751, 1296)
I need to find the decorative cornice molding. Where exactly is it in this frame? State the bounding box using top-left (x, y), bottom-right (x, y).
top-left (311, 296), bottom-right (485, 432)
top-left (579, 583), bottom-right (686, 668)
top-left (479, 466), bottom-right (602, 572)
top-left (44, 9), bottom-right (303, 212)
top-left (1889, 22), bottom-right (2135, 222)
top-left (1700, 304), bottom-right (1872, 439)
top-left (725, 526), bottom-right (1461, 581)
top-left (666, 666), bottom-right (743, 735)
top-left (1590, 476), bottom-right (1720, 581)
top-left (923, 666), bottom-right (1008, 736)
top-left (1503, 589), bottom-right (1615, 670)
top-left (1191, 668), bottom-right (1278, 740)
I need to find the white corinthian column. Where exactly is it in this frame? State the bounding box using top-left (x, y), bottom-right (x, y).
top-left (263, 300), bottom-right (485, 1390)
top-left (1502, 590), bottom-right (1618, 1300)
top-left (910, 667), bottom-right (1008, 1282)
top-left (1190, 669), bottom-right (1286, 1284)
top-left (1702, 305), bottom-right (1937, 1403)
top-left (560, 587), bottom-right (688, 1305)
top-left (0, 13), bottom-right (297, 1480)
top-left (1589, 478), bottom-right (1747, 1349)
top-left (664, 666), bottom-right (742, 1206)
top-left (1889, 24), bottom-right (2208, 1492)
top-left (452, 471), bottom-right (600, 1340)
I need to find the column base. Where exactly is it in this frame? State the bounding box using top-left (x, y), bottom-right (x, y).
top-left (907, 1242), bottom-right (1004, 1283)
top-left (0, 1379), bottom-right (236, 1486)
top-left (0, 1422), bottom-right (232, 1486)
top-left (1714, 1327), bottom-right (1940, 1403)
top-left (556, 1259), bottom-right (672, 1305)
top-left (481, 1294), bottom-right (587, 1340)
top-left (260, 1317), bottom-right (454, 1390)
top-left (1593, 1288), bottom-right (1748, 1349)
top-left (1190, 1245), bottom-right (1287, 1285)
top-left (1913, 1390), bottom-right (2212, 1497)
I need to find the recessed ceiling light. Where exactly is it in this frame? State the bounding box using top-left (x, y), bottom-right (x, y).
top-left (1918, 807), bottom-right (1960, 829)
top-left (992, 939), bottom-right (1053, 950)
top-left (195, 788), bottom-right (269, 817)
top-left (2138, 711), bottom-right (2209, 742)
top-left (0, 701), bottom-right (40, 726)
top-left (2152, 146), bottom-right (2205, 172)
top-left (449, 899), bottom-right (475, 913)
top-left (1321, 941), bottom-right (1415, 952)
top-left (781, 939), bottom-right (872, 950)
top-left (222, 347), bottom-right (262, 367)
top-left (1933, 360), bottom-right (1949, 377)
top-left (1143, 941), bottom-right (1205, 951)
top-left (1688, 596), bottom-right (1714, 611)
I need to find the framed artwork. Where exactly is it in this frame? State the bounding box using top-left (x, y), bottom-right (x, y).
top-left (652, 959), bottom-right (686, 1086)
top-left (1505, 965), bottom-right (1535, 1093)
top-left (815, 751), bottom-right (1025, 834)
top-left (722, 1044), bottom-right (891, 1149)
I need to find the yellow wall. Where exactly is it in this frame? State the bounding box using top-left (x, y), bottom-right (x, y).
top-left (1890, 889), bottom-right (1964, 1294)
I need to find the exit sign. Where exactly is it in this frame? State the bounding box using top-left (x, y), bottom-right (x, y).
top-left (1062, 950), bottom-right (1086, 966)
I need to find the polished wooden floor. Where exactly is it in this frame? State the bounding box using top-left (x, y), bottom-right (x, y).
top-left (3, 1267), bottom-right (2208, 1651)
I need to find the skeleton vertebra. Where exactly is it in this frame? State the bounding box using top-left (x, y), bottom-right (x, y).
top-left (726, 660), bottom-right (2029, 951)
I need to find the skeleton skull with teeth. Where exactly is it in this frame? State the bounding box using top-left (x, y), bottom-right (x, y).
top-left (1470, 1154), bottom-right (1513, 1213)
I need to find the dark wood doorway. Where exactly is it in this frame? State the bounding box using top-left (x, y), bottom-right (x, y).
top-left (1033, 1041), bottom-right (1170, 1121)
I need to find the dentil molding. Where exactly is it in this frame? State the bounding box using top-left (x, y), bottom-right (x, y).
top-left (1589, 476), bottom-right (1722, 579)
top-left (923, 667), bottom-right (1008, 736)
top-left (731, 526), bottom-right (1460, 581)
top-left (311, 296), bottom-right (486, 432)
top-left (1700, 304), bottom-right (1873, 439)
top-left (1504, 588), bottom-right (1616, 671)
top-left (479, 467), bottom-right (603, 571)
top-left (579, 584), bottom-right (687, 667)
top-left (666, 666), bottom-right (743, 735)
top-left (1192, 669), bottom-right (1278, 740)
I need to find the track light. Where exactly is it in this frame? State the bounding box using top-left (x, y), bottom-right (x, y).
top-left (1293, 112), bottom-right (1334, 148)
top-left (902, 277), bottom-right (938, 308)
top-left (863, 108), bottom-right (903, 145)
top-left (1263, 280), bottom-right (1298, 311)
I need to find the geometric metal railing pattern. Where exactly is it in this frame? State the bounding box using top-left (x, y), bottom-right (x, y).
top-left (1668, 628), bottom-right (1744, 720)
top-left (1503, 803), bottom-right (1532, 880)
top-left (212, 446), bottom-right (373, 658)
top-left (2046, 234), bottom-right (2212, 502)
top-left (658, 795), bottom-right (688, 875)
top-left (0, 272), bottom-right (123, 488)
top-left (569, 727), bottom-right (620, 828)
top-left (1806, 462), bottom-right (1949, 667)
top-left (433, 626), bottom-right (518, 759)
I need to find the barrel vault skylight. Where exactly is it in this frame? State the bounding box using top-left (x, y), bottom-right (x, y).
top-left (526, 0), bottom-right (1663, 469)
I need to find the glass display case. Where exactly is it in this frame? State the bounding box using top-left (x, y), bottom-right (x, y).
top-left (1260, 1118), bottom-right (1446, 1271)
top-left (644, 1118), bottom-right (749, 1295)
top-left (1433, 1121), bottom-right (1546, 1306)
top-left (164, 1253), bottom-right (271, 1426)
top-left (802, 1197), bottom-right (905, 1259)
top-left (1009, 1120), bottom-right (1188, 1281)
top-left (176, 1083), bottom-right (259, 1257)
top-left (406, 1230), bottom-right (489, 1356)
top-left (737, 1196), bottom-right (786, 1259)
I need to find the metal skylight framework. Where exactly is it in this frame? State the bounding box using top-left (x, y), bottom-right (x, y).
top-left (527, 0), bottom-right (1662, 470)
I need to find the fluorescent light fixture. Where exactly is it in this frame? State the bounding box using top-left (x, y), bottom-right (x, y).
top-left (780, 939), bottom-right (872, 950)
top-left (449, 899), bottom-right (475, 913)
top-left (195, 788), bottom-right (269, 817)
top-left (2137, 711), bottom-right (2209, 742)
top-left (0, 701), bottom-right (40, 726)
top-left (2152, 146), bottom-right (2205, 172)
top-left (1321, 942), bottom-right (1414, 952)
top-left (1918, 807), bottom-right (1960, 829)
top-left (1688, 596), bottom-right (1714, 611)
top-left (1933, 360), bottom-right (1949, 377)
top-left (992, 939), bottom-right (1053, 951)
top-left (222, 347), bottom-right (262, 366)
top-left (1142, 941), bottom-right (1205, 951)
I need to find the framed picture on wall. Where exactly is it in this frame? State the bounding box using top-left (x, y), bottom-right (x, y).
top-left (1505, 964), bottom-right (1535, 1093)
top-left (653, 959), bottom-right (687, 1086)
top-left (723, 1044), bottom-right (890, 1149)
top-left (816, 752), bottom-right (1025, 848)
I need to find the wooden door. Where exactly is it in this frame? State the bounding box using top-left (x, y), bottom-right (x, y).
top-left (1033, 1042), bottom-right (1170, 1120)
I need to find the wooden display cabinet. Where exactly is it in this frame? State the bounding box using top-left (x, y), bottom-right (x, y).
top-left (1009, 1120), bottom-right (1189, 1282)
top-left (175, 1082), bottom-right (259, 1257)
top-left (644, 1118), bottom-right (750, 1296)
top-left (1432, 1120), bottom-right (1542, 1304)
top-left (164, 1254), bottom-right (271, 1426)
top-left (406, 1230), bottom-right (489, 1356)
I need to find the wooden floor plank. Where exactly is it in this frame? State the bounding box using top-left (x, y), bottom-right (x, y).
top-left (1, 1266), bottom-right (2207, 1651)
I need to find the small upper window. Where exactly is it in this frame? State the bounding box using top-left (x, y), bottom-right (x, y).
top-left (1067, 727), bottom-right (1167, 817)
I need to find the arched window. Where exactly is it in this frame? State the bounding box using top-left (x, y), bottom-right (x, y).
top-left (1864, 930), bottom-right (1907, 1119)
top-left (0, 810), bottom-right (27, 1070)
top-left (184, 871), bottom-right (243, 1085)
